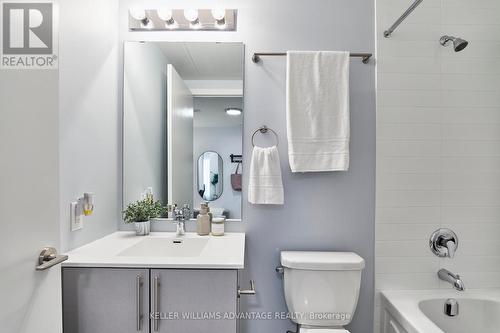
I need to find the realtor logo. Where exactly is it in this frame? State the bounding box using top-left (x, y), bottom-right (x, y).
top-left (1, 1), bottom-right (58, 69)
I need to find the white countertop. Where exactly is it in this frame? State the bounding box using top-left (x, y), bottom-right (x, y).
top-left (63, 231), bottom-right (245, 269)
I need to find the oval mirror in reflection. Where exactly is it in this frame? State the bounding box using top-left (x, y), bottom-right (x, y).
top-left (197, 151), bottom-right (223, 201)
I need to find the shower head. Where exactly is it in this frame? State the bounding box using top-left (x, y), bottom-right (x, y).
top-left (440, 35), bottom-right (469, 52)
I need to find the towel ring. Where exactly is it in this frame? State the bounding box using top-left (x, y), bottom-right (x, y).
top-left (251, 125), bottom-right (279, 147)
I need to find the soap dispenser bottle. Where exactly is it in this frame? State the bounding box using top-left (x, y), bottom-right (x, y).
top-left (196, 203), bottom-right (211, 236)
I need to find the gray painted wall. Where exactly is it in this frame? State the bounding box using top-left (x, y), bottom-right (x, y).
top-left (118, 1), bottom-right (376, 332)
top-left (59, 0), bottom-right (120, 251)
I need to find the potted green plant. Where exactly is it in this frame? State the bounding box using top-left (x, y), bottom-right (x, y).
top-left (123, 199), bottom-right (166, 235)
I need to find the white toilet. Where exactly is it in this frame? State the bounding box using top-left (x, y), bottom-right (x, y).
top-left (280, 251), bottom-right (365, 333)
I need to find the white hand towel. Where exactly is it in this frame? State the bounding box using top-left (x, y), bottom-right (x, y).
top-left (248, 146), bottom-right (284, 205)
top-left (286, 51), bottom-right (350, 172)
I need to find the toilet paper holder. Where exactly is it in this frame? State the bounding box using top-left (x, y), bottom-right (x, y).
top-left (238, 280), bottom-right (256, 297)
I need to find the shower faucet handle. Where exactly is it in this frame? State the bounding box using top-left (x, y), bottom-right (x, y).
top-left (445, 240), bottom-right (456, 259)
top-left (430, 228), bottom-right (458, 258)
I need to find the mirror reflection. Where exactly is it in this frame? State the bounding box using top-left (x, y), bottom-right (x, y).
top-left (123, 42), bottom-right (244, 220)
top-left (197, 151), bottom-right (223, 201)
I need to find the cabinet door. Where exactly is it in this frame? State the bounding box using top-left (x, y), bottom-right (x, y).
top-left (63, 267), bottom-right (149, 333)
top-left (151, 269), bottom-right (237, 333)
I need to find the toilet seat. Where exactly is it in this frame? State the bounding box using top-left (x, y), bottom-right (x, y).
top-left (299, 328), bottom-right (349, 333)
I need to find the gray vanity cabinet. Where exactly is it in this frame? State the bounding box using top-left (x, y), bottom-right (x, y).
top-left (63, 268), bottom-right (239, 333)
top-left (150, 269), bottom-right (238, 333)
top-left (62, 268), bottom-right (150, 333)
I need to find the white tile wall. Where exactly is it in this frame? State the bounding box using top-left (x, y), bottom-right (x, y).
top-left (375, 0), bottom-right (500, 331)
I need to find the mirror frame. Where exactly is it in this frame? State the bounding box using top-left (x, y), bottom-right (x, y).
top-left (196, 150), bottom-right (224, 202)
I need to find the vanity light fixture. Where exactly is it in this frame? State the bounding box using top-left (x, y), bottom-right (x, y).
top-left (211, 9), bottom-right (226, 29)
top-left (128, 9), bottom-right (237, 31)
top-left (225, 108), bottom-right (242, 116)
top-left (184, 9), bottom-right (200, 29)
top-left (157, 9), bottom-right (177, 29)
top-left (129, 8), bottom-right (152, 29)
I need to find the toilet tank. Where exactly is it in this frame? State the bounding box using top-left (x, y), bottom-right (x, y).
top-left (281, 251), bottom-right (365, 327)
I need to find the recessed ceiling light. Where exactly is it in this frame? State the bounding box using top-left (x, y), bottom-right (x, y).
top-left (225, 108), bottom-right (242, 116)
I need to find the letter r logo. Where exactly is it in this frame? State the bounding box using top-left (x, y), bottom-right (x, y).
top-left (2, 3), bottom-right (53, 54)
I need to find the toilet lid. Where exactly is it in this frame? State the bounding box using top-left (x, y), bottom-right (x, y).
top-left (281, 251), bottom-right (365, 270)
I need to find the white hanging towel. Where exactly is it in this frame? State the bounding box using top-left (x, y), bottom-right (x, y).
top-left (286, 51), bottom-right (350, 172)
top-left (248, 146), bottom-right (284, 205)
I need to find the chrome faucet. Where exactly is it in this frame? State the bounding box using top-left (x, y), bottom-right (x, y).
top-left (438, 269), bottom-right (465, 291)
top-left (430, 228), bottom-right (458, 258)
top-left (173, 204), bottom-right (190, 237)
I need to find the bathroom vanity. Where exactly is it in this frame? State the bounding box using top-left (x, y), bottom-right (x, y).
top-left (62, 232), bottom-right (245, 333)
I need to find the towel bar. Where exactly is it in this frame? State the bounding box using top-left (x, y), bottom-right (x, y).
top-left (252, 52), bottom-right (373, 64)
top-left (251, 126), bottom-right (279, 147)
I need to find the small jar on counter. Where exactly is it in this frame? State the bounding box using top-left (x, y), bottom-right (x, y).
top-left (211, 217), bottom-right (225, 236)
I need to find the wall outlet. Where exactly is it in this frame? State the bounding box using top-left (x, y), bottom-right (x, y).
top-left (70, 202), bottom-right (83, 231)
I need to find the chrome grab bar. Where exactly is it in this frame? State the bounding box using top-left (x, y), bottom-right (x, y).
top-left (136, 275), bottom-right (143, 331)
top-left (36, 247), bottom-right (68, 271)
top-left (153, 276), bottom-right (160, 331)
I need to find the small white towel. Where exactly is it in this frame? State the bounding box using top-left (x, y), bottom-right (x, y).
top-left (248, 146), bottom-right (284, 205)
top-left (286, 51), bottom-right (350, 172)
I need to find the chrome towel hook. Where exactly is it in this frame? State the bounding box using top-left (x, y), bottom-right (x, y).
top-left (251, 125), bottom-right (279, 147)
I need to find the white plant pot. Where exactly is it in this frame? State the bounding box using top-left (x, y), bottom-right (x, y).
top-left (134, 220), bottom-right (151, 236)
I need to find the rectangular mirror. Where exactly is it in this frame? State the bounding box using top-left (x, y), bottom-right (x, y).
top-left (123, 42), bottom-right (244, 221)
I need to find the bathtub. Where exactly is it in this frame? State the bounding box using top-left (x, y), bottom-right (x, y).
top-left (380, 289), bottom-right (500, 333)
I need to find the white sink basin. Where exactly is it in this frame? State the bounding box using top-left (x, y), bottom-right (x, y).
top-left (62, 232), bottom-right (245, 269)
top-left (118, 237), bottom-right (209, 257)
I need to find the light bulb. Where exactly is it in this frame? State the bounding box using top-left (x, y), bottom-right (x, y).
top-left (129, 8), bottom-right (146, 21)
top-left (184, 9), bottom-right (200, 28)
top-left (211, 9), bottom-right (226, 29)
top-left (211, 8), bottom-right (225, 21)
top-left (129, 8), bottom-right (151, 28)
top-left (184, 9), bottom-right (199, 22)
top-left (157, 8), bottom-right (172, 21)
top-left (157, 9), bottom-right (176, 27)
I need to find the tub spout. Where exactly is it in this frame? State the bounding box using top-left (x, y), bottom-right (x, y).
top-left (438, 269), bottom-right (465, 291)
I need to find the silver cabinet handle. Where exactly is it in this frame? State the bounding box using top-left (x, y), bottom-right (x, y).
top-left (136, 275), bottom-right (143, 331)
top-left (238, 280), bottom-right (256, 297)
top-left (153, 276), bottom-right (160, 331)
top-left (36, 247), bottom-right (68, 271)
